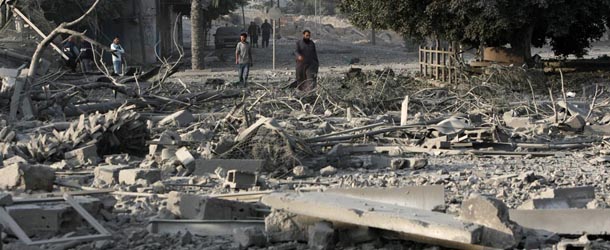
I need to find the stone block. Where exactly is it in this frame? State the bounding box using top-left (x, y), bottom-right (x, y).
top-left (166, 192), bottom-right (257, 220)
top-left (265, 210), bottom-right (318, 243)
top-left (233, 226), bottom-right (267, 247)
top-left (0, 163), bottom-right (55, 191)
top-left (460, 194), bottom-right (520, 249)
top-left (308, 222), bottom-right (335, 250)
top-left (118, 168), bottom-right (161, 185)
top-left (94, 165), bottom-right (130, 185)
top-left (159, 110), bottom-right (194, 127)
top-left (0, 192), bottom-right (13, 206)
top-left (175, 147), bottom-right (195, 168)
top-left (64, 144), bottom-right (100, 166)
top-left (2, 156), bottom-right (26, 166)
top-left (224, 170), bottom-right (257, 190)
top-left (320, 166), bottom-right (337, 176)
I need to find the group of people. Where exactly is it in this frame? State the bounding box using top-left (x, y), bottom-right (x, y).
top-left (61, 36), bottom-right (125, 76)
top-left (247, 19), bottom-right (273, 48)
top-left (236, 29), bottom-right (319, 92)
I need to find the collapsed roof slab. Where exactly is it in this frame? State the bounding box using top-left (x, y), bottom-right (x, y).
top-left (510, 209), bottom-right (610, 235)
top-left (324, 185), bottom-right (444, 211)
top-left (262, 192), bottom-right (488, 249)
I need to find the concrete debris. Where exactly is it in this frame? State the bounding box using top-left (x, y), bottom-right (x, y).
top-left (159, 110), bottom-right (195, 127)
top-left (64, 144), bottom-right (101, 167)
top-left (233, 226), bottom-right (267, 248)
top-left (165, 191), bottom-right (258, 220)
top-left (223, 170), bottom-right (258, 190)
top-left (459, 194), bottom-right (521, 249)
top-left (308, 222), bottom-right (336, 250)
top-left (0, 163), bottom-right (55, 191)
top-left (519, 186), bottom-right (595, 209)
top-left (93, 165), bottom-right (130, 186)
top-left (555, 235), bottom-right (591, 250)
top-left (118, 168), bottom-right (161, 186)
top-left (262, 192), bottom-right (484, 248)
top-left (320, 166), bottom-right (338, 176)
top-left (2, 5), bottom-right (610, 249)
top-left (193, 159), bottom-right (264, 175)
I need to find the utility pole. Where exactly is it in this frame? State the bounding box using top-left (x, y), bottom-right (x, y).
top-left (371, 27), bottom-right (376, 45)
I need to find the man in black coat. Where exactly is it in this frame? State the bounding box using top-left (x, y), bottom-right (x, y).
top-left (261, 19), bottom-right (272, 48)
top-left (294, 30), bottom-right (319, 91)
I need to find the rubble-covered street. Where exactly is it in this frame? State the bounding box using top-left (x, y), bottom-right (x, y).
top-left (3, 0), bottom-right (610, 250)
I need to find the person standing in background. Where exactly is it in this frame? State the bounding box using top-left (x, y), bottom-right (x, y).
top-left (248, 22), bottom-right (260, 48)
top-left (110, 36), bottom-right (125, 76)
top-left (261, 19), bottom-right (272, 48)
top-left (235, 33), bottom-right (253, 87)
top-left (79, 40), bottom-right (93, 73)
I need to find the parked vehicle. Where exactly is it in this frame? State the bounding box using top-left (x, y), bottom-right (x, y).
top-left (214, 27), bottom-right (243, 49)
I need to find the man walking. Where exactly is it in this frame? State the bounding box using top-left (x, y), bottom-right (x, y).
top-left (261, 19), bottom-right (272, 48)
top-left (294, 30), bottom-right (319, 91)
top-left (110, 36), bottom-right (125, 76)
top-left (248, 22), bottom-right (260, 48)
top-left (235, 33), bottom-right (253, 87)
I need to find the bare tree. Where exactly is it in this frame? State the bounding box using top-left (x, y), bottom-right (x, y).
top-left (10, 0), bottom-right (102, 120)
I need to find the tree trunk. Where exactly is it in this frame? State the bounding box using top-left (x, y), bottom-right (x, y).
top-left (191, 0), bottom-right (205, 70)
top-left (510, 25), bottom-right (534, 65)
top-left (371, 27), bottom-right (376, 45)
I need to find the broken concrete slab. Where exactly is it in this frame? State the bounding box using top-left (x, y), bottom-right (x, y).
top-left (148, 219), bottom-right (264, 237)
top-left (64, 144), bottom-right (100, 167)
top-left (262, 192), bottom-right (483, 248)
top-left (93, 165), bottom-right (131, 186)
top-left (265, 210), bottom-right (320, 243)
top-left (308, 222), bottom-right (335, 250)
top-left (118, 168), bottom-right (161, 185)
top-left (159, 110), bottom-right (194, 127)
top-left (233, 226), bottom-right (267, 248)
top-left (193, 159), bottom-right (264, 175)
top-left (325, 186), bottom-right (444, 211)
top-left (0, 163), bottom-right (55, 191)
top-left (166, 192), bottom-right (258, 220)
top-left (519, 186), bottom-right (595, 209)
top-left (509, 209), bottom-right (610, 235)
top-left (460, 194), bottom-right (520, 249)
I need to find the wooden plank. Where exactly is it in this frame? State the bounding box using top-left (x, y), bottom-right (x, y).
top-left (0, 207), bottom-right (33, 244)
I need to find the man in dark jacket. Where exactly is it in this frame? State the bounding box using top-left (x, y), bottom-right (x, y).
top-left (248, 22), bottom-right (260, 48)
top-left (294, 30), bottom-right (319, 91)
top-left (261, 19), bottom-right (272, 48)
top-left (62, 36), bottom-right (80, 72)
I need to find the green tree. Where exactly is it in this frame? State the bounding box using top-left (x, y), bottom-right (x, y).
top-left (339, 0), bottom-right (610, 59)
